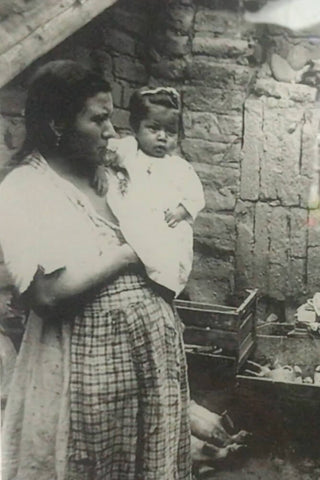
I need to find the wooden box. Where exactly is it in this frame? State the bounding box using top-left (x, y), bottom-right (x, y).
top-left (237, 324), bottom-right (320, 415)
top-left (236, 324), bottom-right (320, 438)
top-left (174, 288), bottom-right (258, 371)
top-left (237, 324), bottom-right (320, 401)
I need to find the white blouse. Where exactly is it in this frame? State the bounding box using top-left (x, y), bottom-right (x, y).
top-left (0, 152), bottom-right (120, 294)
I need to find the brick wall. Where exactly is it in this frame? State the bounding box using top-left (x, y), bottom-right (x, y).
top-left (0, 0), bottom-right (319, 315)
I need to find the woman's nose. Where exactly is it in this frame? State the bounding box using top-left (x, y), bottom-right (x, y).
top-left (102, 120), bottom-right (116, 140)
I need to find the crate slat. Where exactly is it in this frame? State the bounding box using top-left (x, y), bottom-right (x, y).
top-left (183, 326), bottom-right (239, 350)
top-left (178, 289), bottom-right (258, 371)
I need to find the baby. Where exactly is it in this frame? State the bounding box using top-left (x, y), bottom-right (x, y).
top-left (94, 86), bottom-right (205, 296)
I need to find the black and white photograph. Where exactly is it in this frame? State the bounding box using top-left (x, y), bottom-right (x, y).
top-left (1, 1), bottom-right (320, 479)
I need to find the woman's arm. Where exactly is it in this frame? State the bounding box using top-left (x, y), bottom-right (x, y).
top-left (25, 244), bottom-right (138, 311)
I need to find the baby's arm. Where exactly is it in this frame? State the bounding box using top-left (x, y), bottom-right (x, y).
top-left (173, 157), bottom-right (205, 221)
top-left (91, 164), bottom-right (109, 197)
top-left (91, 138), bottom-right (132, 197)
top-left (164, 156), bottom-right (205, 228)
top-left (164, 204), bottom-right (192, 228)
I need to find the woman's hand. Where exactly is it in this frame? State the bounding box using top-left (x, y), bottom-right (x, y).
top-left (26, 245), bottom-right (141, 311)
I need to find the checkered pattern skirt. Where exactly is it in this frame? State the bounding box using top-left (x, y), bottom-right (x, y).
top-left (68, 272), bottom-right (192, 480)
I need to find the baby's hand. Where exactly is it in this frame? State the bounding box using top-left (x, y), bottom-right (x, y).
top-left (105, 148), bottom-right (121, 169)
top-left (164, 204), bottom-right (190, 228)
top-left (91, 165), bottom-right (108, 196)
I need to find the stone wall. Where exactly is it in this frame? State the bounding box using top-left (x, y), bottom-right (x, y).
top-left (236, 24), bottom-right (320, 319)
top-left (237, 80), bottom-right (318, 317)
top-left (0, 0), bottom-right (320, 315)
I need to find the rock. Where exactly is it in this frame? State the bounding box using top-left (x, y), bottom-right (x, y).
top-left (254, 78), bottom-right (317, 104)
top-left (166, 6), bottom-right (194, 34)
top-left (153, 31), bottom-right (189, 57)
top-left (270, 53), bottom-right (310, 83)
top-left (114, 56), bottom-right (147, 83)
top-left (194, 212), bottom-right (236, 253)
top-left (289, 208), bottom-right (307, 257)
top-left (108, 7), bottom-right (148, 38)
top-left (252, 203), bottom-right (272, 293)
top-left (187, 252), bottom-right (234, 304)
top-left (181, 138), bottom-right (240, 166)
top-left (288, 258), bottom-right (307, 298)
top-left (240, 99), bottom-right (263, 201)
top-left (111, 108), bottom-right (130, 130)
top-left (193, 36), bottom-right (252, 60)
top-left (195, 9), bottom-right (239, 35)
top-left (112, 82), bottom-right (122, 108)
top-left (235, 201), bottom-right (255, 288)
top-left (103, 28), bottom-right (137, 57)
top-left (307, 246), bottom-right (320, 292)
top-left (287, 45), bottom-right (312, 70)
top-left (183, 110), bottom-right (242, 143)
top-left (182, 86), bottom-right (245, 114)
top-left (150, 58), bottom-right (187, 80)
top-left (186, 60), bottom-right (253, 88)
top-left (269, 207), bottom-right (289, 265)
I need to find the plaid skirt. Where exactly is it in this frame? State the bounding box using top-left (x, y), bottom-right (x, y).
top-left (68, 272), bottom-right (192, 480)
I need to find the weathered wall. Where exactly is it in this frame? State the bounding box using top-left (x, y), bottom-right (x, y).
top-left (0, 0), bottom-right (320, 315)
top-left (236, 26), bottom-right (320, 319)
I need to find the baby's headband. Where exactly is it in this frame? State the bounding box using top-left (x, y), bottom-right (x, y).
top-left (140, 86), bottom-right (181, 109)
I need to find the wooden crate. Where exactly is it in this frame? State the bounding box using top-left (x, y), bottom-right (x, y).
top-left (235, 325), bottom-right (320, 441)
top-left (174, 288), bottom-right (258, 371)
top-left (237, 324), bottom-right (320, 412)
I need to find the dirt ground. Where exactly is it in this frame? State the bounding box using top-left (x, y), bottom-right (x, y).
top-left (210, 456), bottom-right (320, 480)
top-left (188, 355), bottom-right (320, 480)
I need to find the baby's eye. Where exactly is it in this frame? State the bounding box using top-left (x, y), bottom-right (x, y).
top-left (166, 128), bottom-right (178, 136)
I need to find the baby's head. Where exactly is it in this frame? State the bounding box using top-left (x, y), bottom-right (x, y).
top-left (129, 86), bottom-right (181, 158)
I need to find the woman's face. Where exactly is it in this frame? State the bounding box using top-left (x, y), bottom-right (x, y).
top-left (61, 91), bottom-right (116, 167)
top-left (135, 105), bottom-right (179, 158)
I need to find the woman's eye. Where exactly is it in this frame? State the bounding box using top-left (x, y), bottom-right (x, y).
top-left (94, 116), bottom-right (108, 125)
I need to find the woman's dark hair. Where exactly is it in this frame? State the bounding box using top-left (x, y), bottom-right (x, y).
top-left (14, 60), bottom-right (111, 162)
top-left (129, 86), bottom-right (181, 132)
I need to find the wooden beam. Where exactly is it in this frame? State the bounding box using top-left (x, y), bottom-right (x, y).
top-left (0, 0), bottom-right (118, 89)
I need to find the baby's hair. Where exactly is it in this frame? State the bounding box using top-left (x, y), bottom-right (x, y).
top-left (129, 86), bottom-right (181, 132)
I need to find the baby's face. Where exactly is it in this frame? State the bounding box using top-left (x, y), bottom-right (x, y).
top-left (135, 105), bottom-right (179, 158)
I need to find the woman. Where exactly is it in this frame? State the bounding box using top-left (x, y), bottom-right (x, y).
top-left (0, 60), bottom-right (191, 480)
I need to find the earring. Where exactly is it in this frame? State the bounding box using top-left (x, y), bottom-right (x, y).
top-left (55, 133), bottom-right (62, 148)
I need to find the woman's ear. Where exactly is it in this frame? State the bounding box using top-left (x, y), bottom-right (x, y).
top-left (48, 119), bottom-right (64, 137)
top-left (48, 119), bottom-right (65, 148)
